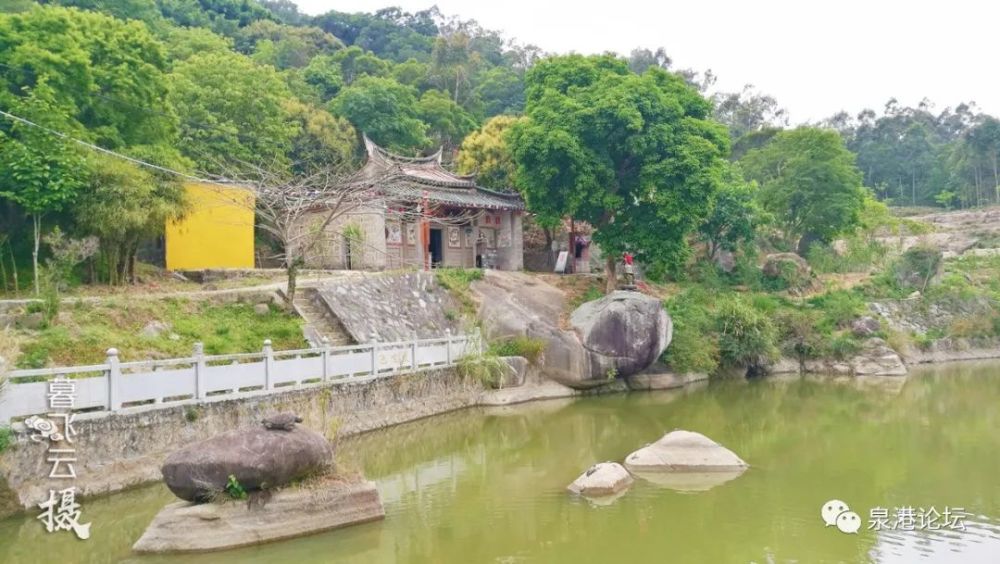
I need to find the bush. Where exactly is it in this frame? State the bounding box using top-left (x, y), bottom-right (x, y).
top-left (808, 290), bottom-right (866, 331)
top-left (0, 425), bottom-right (12, 453)
top-left (892, 246), bottom-right (943, 291)
top-left (457, 352), bottom-right (509, 389)
top-left (488, 336), bottom-right (546, 365)
top-left (715, 295), bottom-right (779, 372)
top-left (826, 333), bottom-right (861, 360)
top-left (436, 268), bottom-right (484, 317)
top-left (661, 288), bottom-right (720, 374)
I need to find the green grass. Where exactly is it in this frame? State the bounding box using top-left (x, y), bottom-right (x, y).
top-left (487, 335), bottom-right (546, 365)
top-left (14, 298), bottom-right (305, 368)
top-left (435, 268), bottom-right (484, 319)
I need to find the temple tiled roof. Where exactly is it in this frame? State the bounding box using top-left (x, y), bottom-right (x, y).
top-left (362, 135), bottom-right (525, 211)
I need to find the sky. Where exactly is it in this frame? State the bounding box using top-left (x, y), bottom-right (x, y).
top-left (291, 0), bottom-right (999, 124)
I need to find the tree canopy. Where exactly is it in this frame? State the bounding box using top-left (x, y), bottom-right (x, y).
top-left (509, 54), bottom-right (729, 286)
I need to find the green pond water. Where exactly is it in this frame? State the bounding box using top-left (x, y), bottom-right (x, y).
top-left (3, 362), bottom-right (1000, 563)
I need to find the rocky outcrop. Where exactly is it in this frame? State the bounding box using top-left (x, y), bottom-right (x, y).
top-left (162, 420), bottom-right (333, 502)
top-left (570, 291), bottom-right (672, 380)
top-left (624, 363), bottom-right (707, 391)
top-left (624, 430), bottom-right (748, 473)
top-left (316, 272), bottom-right (461, 342)
top-left (850, 316), bottom-right (881, 337)
top-left (500, 356), bottom-right (530, 388)
top-left (473, 272), bottom-right (671, 389)
top-left (133, 475), bottom-right (384, 553)
top-left (567, 462), bottom-right (633, 497)
top-left (804, 338), bottom-right (907, 376)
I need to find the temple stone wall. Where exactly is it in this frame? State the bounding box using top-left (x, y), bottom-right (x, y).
top-left (299, 207), bottom-right (387, 270)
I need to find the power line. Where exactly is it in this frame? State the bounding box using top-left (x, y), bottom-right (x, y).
top-left (0, 107), bottom-right (234, 188)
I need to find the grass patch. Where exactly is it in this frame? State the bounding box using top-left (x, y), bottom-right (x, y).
top-left (456, 352), bottom-right (509, 389)
top-left (0, 426), bottom-right (12, 454)
top-left (436, 268), bottom-right (484, 319)
top-left (487, 335), bottom-right (546, 365)
top-left (13, 298), bottom-right (305, 368)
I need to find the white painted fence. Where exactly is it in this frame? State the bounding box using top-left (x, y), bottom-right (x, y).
top-left (0, 330), bottom-right (481, 423)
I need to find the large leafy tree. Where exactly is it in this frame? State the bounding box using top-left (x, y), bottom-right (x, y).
top-left (455, 115), bottom-right (522, 190)
top-left (168, 51), bottom-right (299, 170)
top-left (416, 90), bottom-right (477, 153)
top-left (508, 54), bottom-right (729, 290)
top-left (699, 164), bottom-right (764, 260)
top-left (0, 83), bottom-right (87, 294)
top-left (741, 127), bottom-right (866, 254)
top-left (330, 75), bottom-right (427, 151)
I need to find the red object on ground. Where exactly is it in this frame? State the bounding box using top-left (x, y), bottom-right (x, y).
top-left (623, 252), bottom-right (634, 265)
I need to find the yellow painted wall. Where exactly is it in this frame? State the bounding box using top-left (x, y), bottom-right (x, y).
top-left (165, 182), bottom-right (255, 270)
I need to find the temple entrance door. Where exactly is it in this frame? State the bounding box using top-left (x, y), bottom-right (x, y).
top-left (429, 228), bottom-right (443, 267)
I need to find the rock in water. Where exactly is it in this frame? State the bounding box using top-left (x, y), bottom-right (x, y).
top-left (133, 476), bottom-right (384, 553)
top-left (569, 291), bottom-right (672, 379)
top-left (162, 425), bottom-right (332, 502)
top-left (567, 462), bottom-right (633, 497)
top-left (624, 430), bottom-right (748, 473)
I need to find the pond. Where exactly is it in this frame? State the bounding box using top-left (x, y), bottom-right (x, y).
top-left (3, 362), bottom-right (1000, 563)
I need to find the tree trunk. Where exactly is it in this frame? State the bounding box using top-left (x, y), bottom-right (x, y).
top-left (285, 261), bottom-right (299, 305)
top-left (604, 255), bottom-right (617, 293)
top-left (31, 214), bottom-right (41, 296)
top-left (568, 218), bottom-right (575, 274)
top-left (543, 227), bottom-right (555, 269)
top-left (9, 243), bottom-right (18, 295)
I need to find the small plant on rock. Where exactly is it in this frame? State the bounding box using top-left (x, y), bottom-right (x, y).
top-left (225, 474), bottom-right (247, 500)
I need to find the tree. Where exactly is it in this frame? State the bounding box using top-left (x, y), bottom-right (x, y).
top-left (74, 156), bottom-right (185, 285)
top-left (455, 115), bottom-right (523, 190)
top-left (699, 164), bottom-right (763, 260)
top-left (741, 127), bottom-right (865, 254)
top-left (509, 54), bottom-right (729, 291)
top-left (168, 51), bottom-right (300, 170)
top-left (416, 90), bottom-right (477, 153)
top-left (330, 76), bottom-right (428, 151)
top-left (712, 85), bottom-right (788, 141)
top-left (0, 84), bottom-right (87, 294)
top-left (214, 162), bottom-right (384, 303)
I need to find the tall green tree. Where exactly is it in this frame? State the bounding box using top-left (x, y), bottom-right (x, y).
top-left (741, 127), bottom-right (865, 254)
top-left (0, 84), bottom-right (87, 294)
top-left (508, 54), bottom-right (729, 290)
top-left (330, 75), bottom-right (427, 151)
top-left (168, 51), bottom-right (299, 170)
top-left (698, 164), bottom-right (763, 261)
top-left (455, 115), bottom-right (523, 190)
top-left (416, 90), bottom-right (477, 152)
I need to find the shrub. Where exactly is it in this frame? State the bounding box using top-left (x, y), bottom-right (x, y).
top-left (457, 353), bottom-right (509, 389)
top-left (225, 474), bottom-right (247, 500)
top-left (826, 333), bottom-right (861, 360)
top-left (661, 289), bottom-right (720, 374)
top-left (488, 336), bottom-right (546, 365)
top-left (892, 246), bottom-right (943, 291)
top-left (0, 426), bottom-right (12, 454)
top-left (949, 314), bottom-right (999, 339)
top-left (808, 290), bottom-right (866, 331)
top-left (715, 295), bottom-right (779, 372)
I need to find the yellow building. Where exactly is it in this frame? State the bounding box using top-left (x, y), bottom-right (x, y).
top-left (165, 182), bottom-right (255, 270)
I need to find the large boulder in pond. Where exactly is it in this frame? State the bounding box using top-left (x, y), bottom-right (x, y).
top-left (162, 418), bottom-right (333, 502)
top-left (569, 291), bottom-right (672, 380)
top-left (567, 462), bottom-right (633, 497)
top-left (624, 430), bottom-right (747, 473)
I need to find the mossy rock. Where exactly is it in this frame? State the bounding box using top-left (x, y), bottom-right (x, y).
top-left (762, 253), bottom-right (813, 291)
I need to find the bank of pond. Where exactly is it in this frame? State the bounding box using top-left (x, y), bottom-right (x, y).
top-left (2, 362), bottom-right (1000, 563)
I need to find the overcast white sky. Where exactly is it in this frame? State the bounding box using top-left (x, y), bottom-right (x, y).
top-left (292, 0), bottom-right (997, 123)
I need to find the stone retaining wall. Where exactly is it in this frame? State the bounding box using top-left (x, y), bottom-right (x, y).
top-left (0, 368), bottom-right (482, 519)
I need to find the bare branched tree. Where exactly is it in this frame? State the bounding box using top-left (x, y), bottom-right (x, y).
top-left (203, 157), bottom-right (391, 304)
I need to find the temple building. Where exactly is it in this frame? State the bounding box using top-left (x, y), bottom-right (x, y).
top-left (299, 137), bottom-right (525, 271)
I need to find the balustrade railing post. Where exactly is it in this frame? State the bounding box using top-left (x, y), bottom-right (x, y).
top-left (106, 348), bottom-right (121, 412)
top-left (410, 334), bottom-right (418, 371)
top-left (369, 330), bottom-right (379, 376)
top-left (263, 339), bottom-right (275, 390)
top-left (445, 329), bottom-right (453, 365)
top-left (321, 336), bottom-right (330, 382)
top-left (193, 342), bottom-right (207, 399)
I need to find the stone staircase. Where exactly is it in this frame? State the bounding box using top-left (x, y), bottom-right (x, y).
top-left (292, 287), bottom-right (355, 347)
